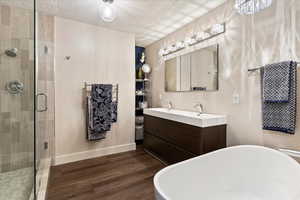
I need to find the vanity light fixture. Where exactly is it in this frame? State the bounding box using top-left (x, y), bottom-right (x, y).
top-left (159, 23), bottom-right (225, 57)
top-left (101, 0), bottom-right (116, 22)
top-left (235, 0), bottom-right (273, 15)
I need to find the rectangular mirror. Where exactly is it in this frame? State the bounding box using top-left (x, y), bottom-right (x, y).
top-left (165, 44), bottom-right (219, 92)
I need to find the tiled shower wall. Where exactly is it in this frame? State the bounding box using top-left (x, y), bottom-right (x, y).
top-left (0, 5), bottom-right (35, 172)
top-left (0, 4), bottom-right (55, 174)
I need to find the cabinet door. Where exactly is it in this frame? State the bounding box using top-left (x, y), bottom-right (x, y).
top-left (145, 115), bottom-right (203, 154)
top-left (144, 133), bottom-right (195, 164)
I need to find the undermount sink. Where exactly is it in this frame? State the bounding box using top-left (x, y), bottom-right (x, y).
top-left (144, 108), bottom-right (226, 128)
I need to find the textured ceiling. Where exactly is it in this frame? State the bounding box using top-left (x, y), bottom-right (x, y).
top-left (0, 0), bottom-right (227, 46)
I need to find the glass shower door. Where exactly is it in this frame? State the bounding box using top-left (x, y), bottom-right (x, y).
top-left (35, 10), bottom-right (55, 199)
top-left (0, 1), bottom-right (36, 200)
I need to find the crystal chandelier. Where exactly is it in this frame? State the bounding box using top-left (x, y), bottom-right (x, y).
top-left (235, 0), bottom-right (273, 15)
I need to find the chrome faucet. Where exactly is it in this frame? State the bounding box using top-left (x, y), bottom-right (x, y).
top-left (167, 101), bottom-right (173, 111)
top-left (194, 103), bottom-right (203, 116)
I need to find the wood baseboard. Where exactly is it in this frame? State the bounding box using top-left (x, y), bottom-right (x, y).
top-left (54, 143), bottom-right (136, 165)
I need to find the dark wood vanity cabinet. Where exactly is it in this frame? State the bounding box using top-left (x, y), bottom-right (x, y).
top-left (144, 115), bottom-right (226, 164)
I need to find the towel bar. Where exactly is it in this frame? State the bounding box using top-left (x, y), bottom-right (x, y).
top-left (84, 82), bottom-right (119, 101)
top-left (248, 62), bottom-right (300, 72)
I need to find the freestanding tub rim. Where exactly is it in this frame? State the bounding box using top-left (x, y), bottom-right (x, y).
top-left (153, 145), bottom-right (300, 200)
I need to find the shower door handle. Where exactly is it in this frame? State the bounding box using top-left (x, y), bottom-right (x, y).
top-left (36, 93), bottom-right (48, 112)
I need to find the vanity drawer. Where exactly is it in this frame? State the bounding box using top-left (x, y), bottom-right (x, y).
top-left (144, 115), bottom-right (226, 155)
top-left (144, 132), bottom-right (195, 164)
top-left (144, 115), bottom-right (202, 154)
top-left (144, 115), bottom-right (161, 135)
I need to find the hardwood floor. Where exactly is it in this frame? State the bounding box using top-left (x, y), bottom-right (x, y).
top-left (47, 146), bottom-right (165, 200)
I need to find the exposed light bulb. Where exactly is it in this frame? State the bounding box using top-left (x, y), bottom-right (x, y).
top-left (202, 32), bottom-right (211, 39)
top-left (176, 41), bottom-right (185, 49)
top-left (185, 36), bottom-right (198, 46)
top-left (190, 36), bottom-right (197, 45)
top-left (170, 45), bottom-right (178, 52)
top-left (164, 48), bottom-right (170, 55)
top-left (184, 37), bottom-right (192, 46)
top-left (211, 24), bottom-right (225, 35)
top-left (167, 46), bottom-right (174, 53)
top-left (159, 48), bottom-right (165, 56)
top-left (101, 0), bottom-right (116, 22)
top-left (195, 32), bottom-right (203, 41)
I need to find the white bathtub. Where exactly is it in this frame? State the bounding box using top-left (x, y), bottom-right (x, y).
top-left (154, 145), bottom-right (300, 200)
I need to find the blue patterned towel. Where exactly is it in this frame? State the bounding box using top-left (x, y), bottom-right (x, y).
top-left (86, 96), bottom-right (106, 141)
top-left (263, 61), bottom-right (291, 103)
top-left (87, 84), bottom-right (113, 141)
top-left (262, 61), bottom-right (297, 134)
top-left (111, 101), bottom-right (118, 123)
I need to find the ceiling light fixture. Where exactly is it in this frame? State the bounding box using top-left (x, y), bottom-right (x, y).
top-left (101, 0), bottom-right (116, 22)
top-left (235, 0), bottom-right (273, 15)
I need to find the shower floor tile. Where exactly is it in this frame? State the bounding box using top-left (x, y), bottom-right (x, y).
top-left (0, 167), bottom-right (33, 200)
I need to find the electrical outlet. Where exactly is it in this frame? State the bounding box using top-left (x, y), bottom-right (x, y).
top-left (44, 45), bottom-right (48, 55)
top-left (233, 93), bottom-right (240, 104)
top-left (44, 142), bottom-right (48, 150)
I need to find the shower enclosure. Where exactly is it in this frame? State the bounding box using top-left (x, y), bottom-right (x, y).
top-left (0, 0), bottom-right (55, 199)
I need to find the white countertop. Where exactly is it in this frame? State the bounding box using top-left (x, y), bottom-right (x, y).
top-left (144, 108), bottom-right (227, 128)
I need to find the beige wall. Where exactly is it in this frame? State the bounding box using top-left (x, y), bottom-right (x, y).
top-left (54, 17), bottom-right (135, 160)
top-left (146, 0), bottom-right (300, 151)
